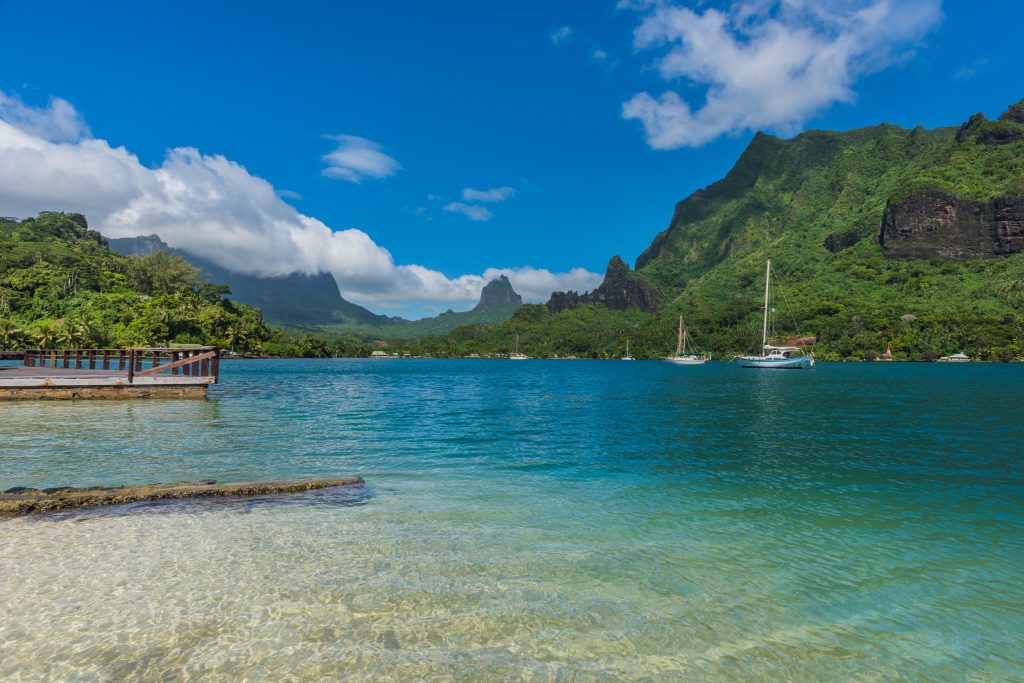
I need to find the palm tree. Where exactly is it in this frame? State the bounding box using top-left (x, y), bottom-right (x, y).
top-left (225, 324), bottom-right (247, 352)
top-left (33, 321), bottom-right (59, 349)
top-left (0, 320), bottom-right (26, 351)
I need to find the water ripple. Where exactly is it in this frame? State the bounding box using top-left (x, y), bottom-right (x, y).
top-left (0, 360), bottom-right (1022, 680)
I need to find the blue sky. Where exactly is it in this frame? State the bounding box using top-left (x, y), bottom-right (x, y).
top-left (1, 1), bottom-right (1022, 316)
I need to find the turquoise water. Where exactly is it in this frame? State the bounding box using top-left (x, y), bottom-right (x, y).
top-left (1, 359), bottom-right (1022, 680)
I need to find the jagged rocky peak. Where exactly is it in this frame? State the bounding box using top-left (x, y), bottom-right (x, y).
top-left (956, 99), bottom-right (1024, 145)
top-left (547, 255), bottom-right (657, 314)
top-left (473, 274), bottom-right (523, 311)
top-left (955, 112), bottom-right (987, 142)
top-left (999, 99), bottom-right (1024, 124)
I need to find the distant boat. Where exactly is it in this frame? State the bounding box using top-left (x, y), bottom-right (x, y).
top-left (938, 352), bottom-right (971, 362)
top-left (737, 259), bottom-right (814, 369)
top-left (662, 316), bottom-right (709, 365)
top-left (509, 333), bottom-right (529, 360)
top-left (622, 340), bottom-right (635, 361)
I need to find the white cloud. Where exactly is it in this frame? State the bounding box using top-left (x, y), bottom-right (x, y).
top-left (277, 188), bottom-right (302, 200)
top-left (591, 48), bottom-right (609, 61)
top-left (442, 202), bottom-right (493, 222)
top-left (0, 90), bottom-right (600, 309)
top-left (0, 91), bottom-right (88, 143)
top-left (954, 57), bottom-right (988, 81)
top-left (483, 266), bottom-right (602, 302)
top-left (321, 134), bottom-right (401, 182)
top-left (620, 0), bottom-right (943, 149)
top-left (461, 186), bottom-right (516, 202)
top-left (551, 25), bottom-right (573, 44)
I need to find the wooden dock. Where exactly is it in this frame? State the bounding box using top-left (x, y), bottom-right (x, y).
top-left (0, 347), bottom-right (219, 399)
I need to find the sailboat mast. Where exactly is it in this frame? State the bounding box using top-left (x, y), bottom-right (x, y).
top-left (761, 259), bottom-right (771, 351)
top-left (676, 316), bottom-right (683, 356)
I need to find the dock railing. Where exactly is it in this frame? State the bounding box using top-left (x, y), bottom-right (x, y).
top-left (22, 347), bottom-right (219, 384)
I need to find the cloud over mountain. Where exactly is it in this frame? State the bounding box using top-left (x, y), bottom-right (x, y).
top-left (0, 91), bottom-right (600, 308)
top-left (621, 0), bottom-right (943, 148)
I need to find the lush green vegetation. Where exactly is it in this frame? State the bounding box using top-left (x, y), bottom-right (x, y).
top-left (407, 112), bottom-right (1024, 362)
top-left (5, 107), bottom-right (1022, 362)
top-left (0, 212), bottom-right (278, 352)
top-left (313, 302), bottom-right (521, 340)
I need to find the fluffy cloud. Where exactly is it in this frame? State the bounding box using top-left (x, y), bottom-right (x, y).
top-left (0, 91), bottom-right (600, 309)
top-left (0, 91), bottom-right (88, 143)
top-left (321, 134), bottom-right (401, 182)
top-left (442, 202), bottom-right (493, 222)
top-left (621, 0), bottom-right (943, 149)
top-left (462, 186), bottom-right (516, 202)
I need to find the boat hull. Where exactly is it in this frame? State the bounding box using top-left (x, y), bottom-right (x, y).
top-left (738, 356), bottom-right (813, 369)
top-left (662, 357), bottom-right (708, 365)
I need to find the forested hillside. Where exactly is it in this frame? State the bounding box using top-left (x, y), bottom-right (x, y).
top-left (0, 213), bottom-right (275, 353)
top-left (405, 101), bottom-right (1024, 361)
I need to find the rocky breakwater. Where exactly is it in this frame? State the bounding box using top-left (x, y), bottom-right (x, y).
top-left (0, 477), bottom-right (364, 515)
top-left (548, 256), bottom-right (658, 313)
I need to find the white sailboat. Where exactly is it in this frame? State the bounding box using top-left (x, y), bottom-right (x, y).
top-left (509, 333), bottom-right (529, 360)
top-left (662, 316), bottom-right (709, 365)
top-left (622, 340), bottom-right (635, 361)
top-left (737, 260), bottom-right (814, 369)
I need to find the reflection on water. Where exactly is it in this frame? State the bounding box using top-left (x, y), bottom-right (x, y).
top-left (1, 360), bottom-right (1022, 680)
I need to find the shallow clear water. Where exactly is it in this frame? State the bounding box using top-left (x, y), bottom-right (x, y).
top-left (1, 359), bottom-right (1022, 680)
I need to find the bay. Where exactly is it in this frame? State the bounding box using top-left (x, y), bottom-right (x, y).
top-left (1, 360), bottom-right (1021, 680)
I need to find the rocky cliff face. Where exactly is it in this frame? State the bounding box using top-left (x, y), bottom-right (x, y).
top-left (547, 256), bottom-right (657, 313)
top-left (880, 191), bottom-right (1024, 259)
top-left (999, 99), bottom-right (1024, 124)
top-left (955, 103), bottom-right (1024, 145)
top-left (473, 275), bottom-right (522, 311)
top-left (881, 102), bottom-right (1024, 260)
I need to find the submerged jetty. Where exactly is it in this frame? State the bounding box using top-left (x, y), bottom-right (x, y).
top-left (0, 477), bottom-right (364, 515)
top-left (0, 347), bottom-right (219, 399)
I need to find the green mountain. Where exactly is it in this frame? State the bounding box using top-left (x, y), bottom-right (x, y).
top-left (397, 100), bottom-right (1024, 361)
top-left (107, 235), bottom-right (392, 327)
top-left (316, 274), bottom-right (523, 340)
top-left (0, 213), bottom-right (275, 352)
top-left (107, 236), bottom-right (523, 339)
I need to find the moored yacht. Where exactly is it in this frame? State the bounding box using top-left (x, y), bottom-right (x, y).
top-left (509, 333), bottom-right (529, 360)
top-left (662, 316), bottom-right (709, 365)
top-left (737, 260), bottom-right (814, 369)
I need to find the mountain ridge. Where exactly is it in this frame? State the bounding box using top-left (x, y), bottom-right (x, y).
top-left (405, 99), bottom-right (1024, 361)
top-left (107, 235), bottom-right (524, 339)
top-left (107, 235), bottom-right (392, 327)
